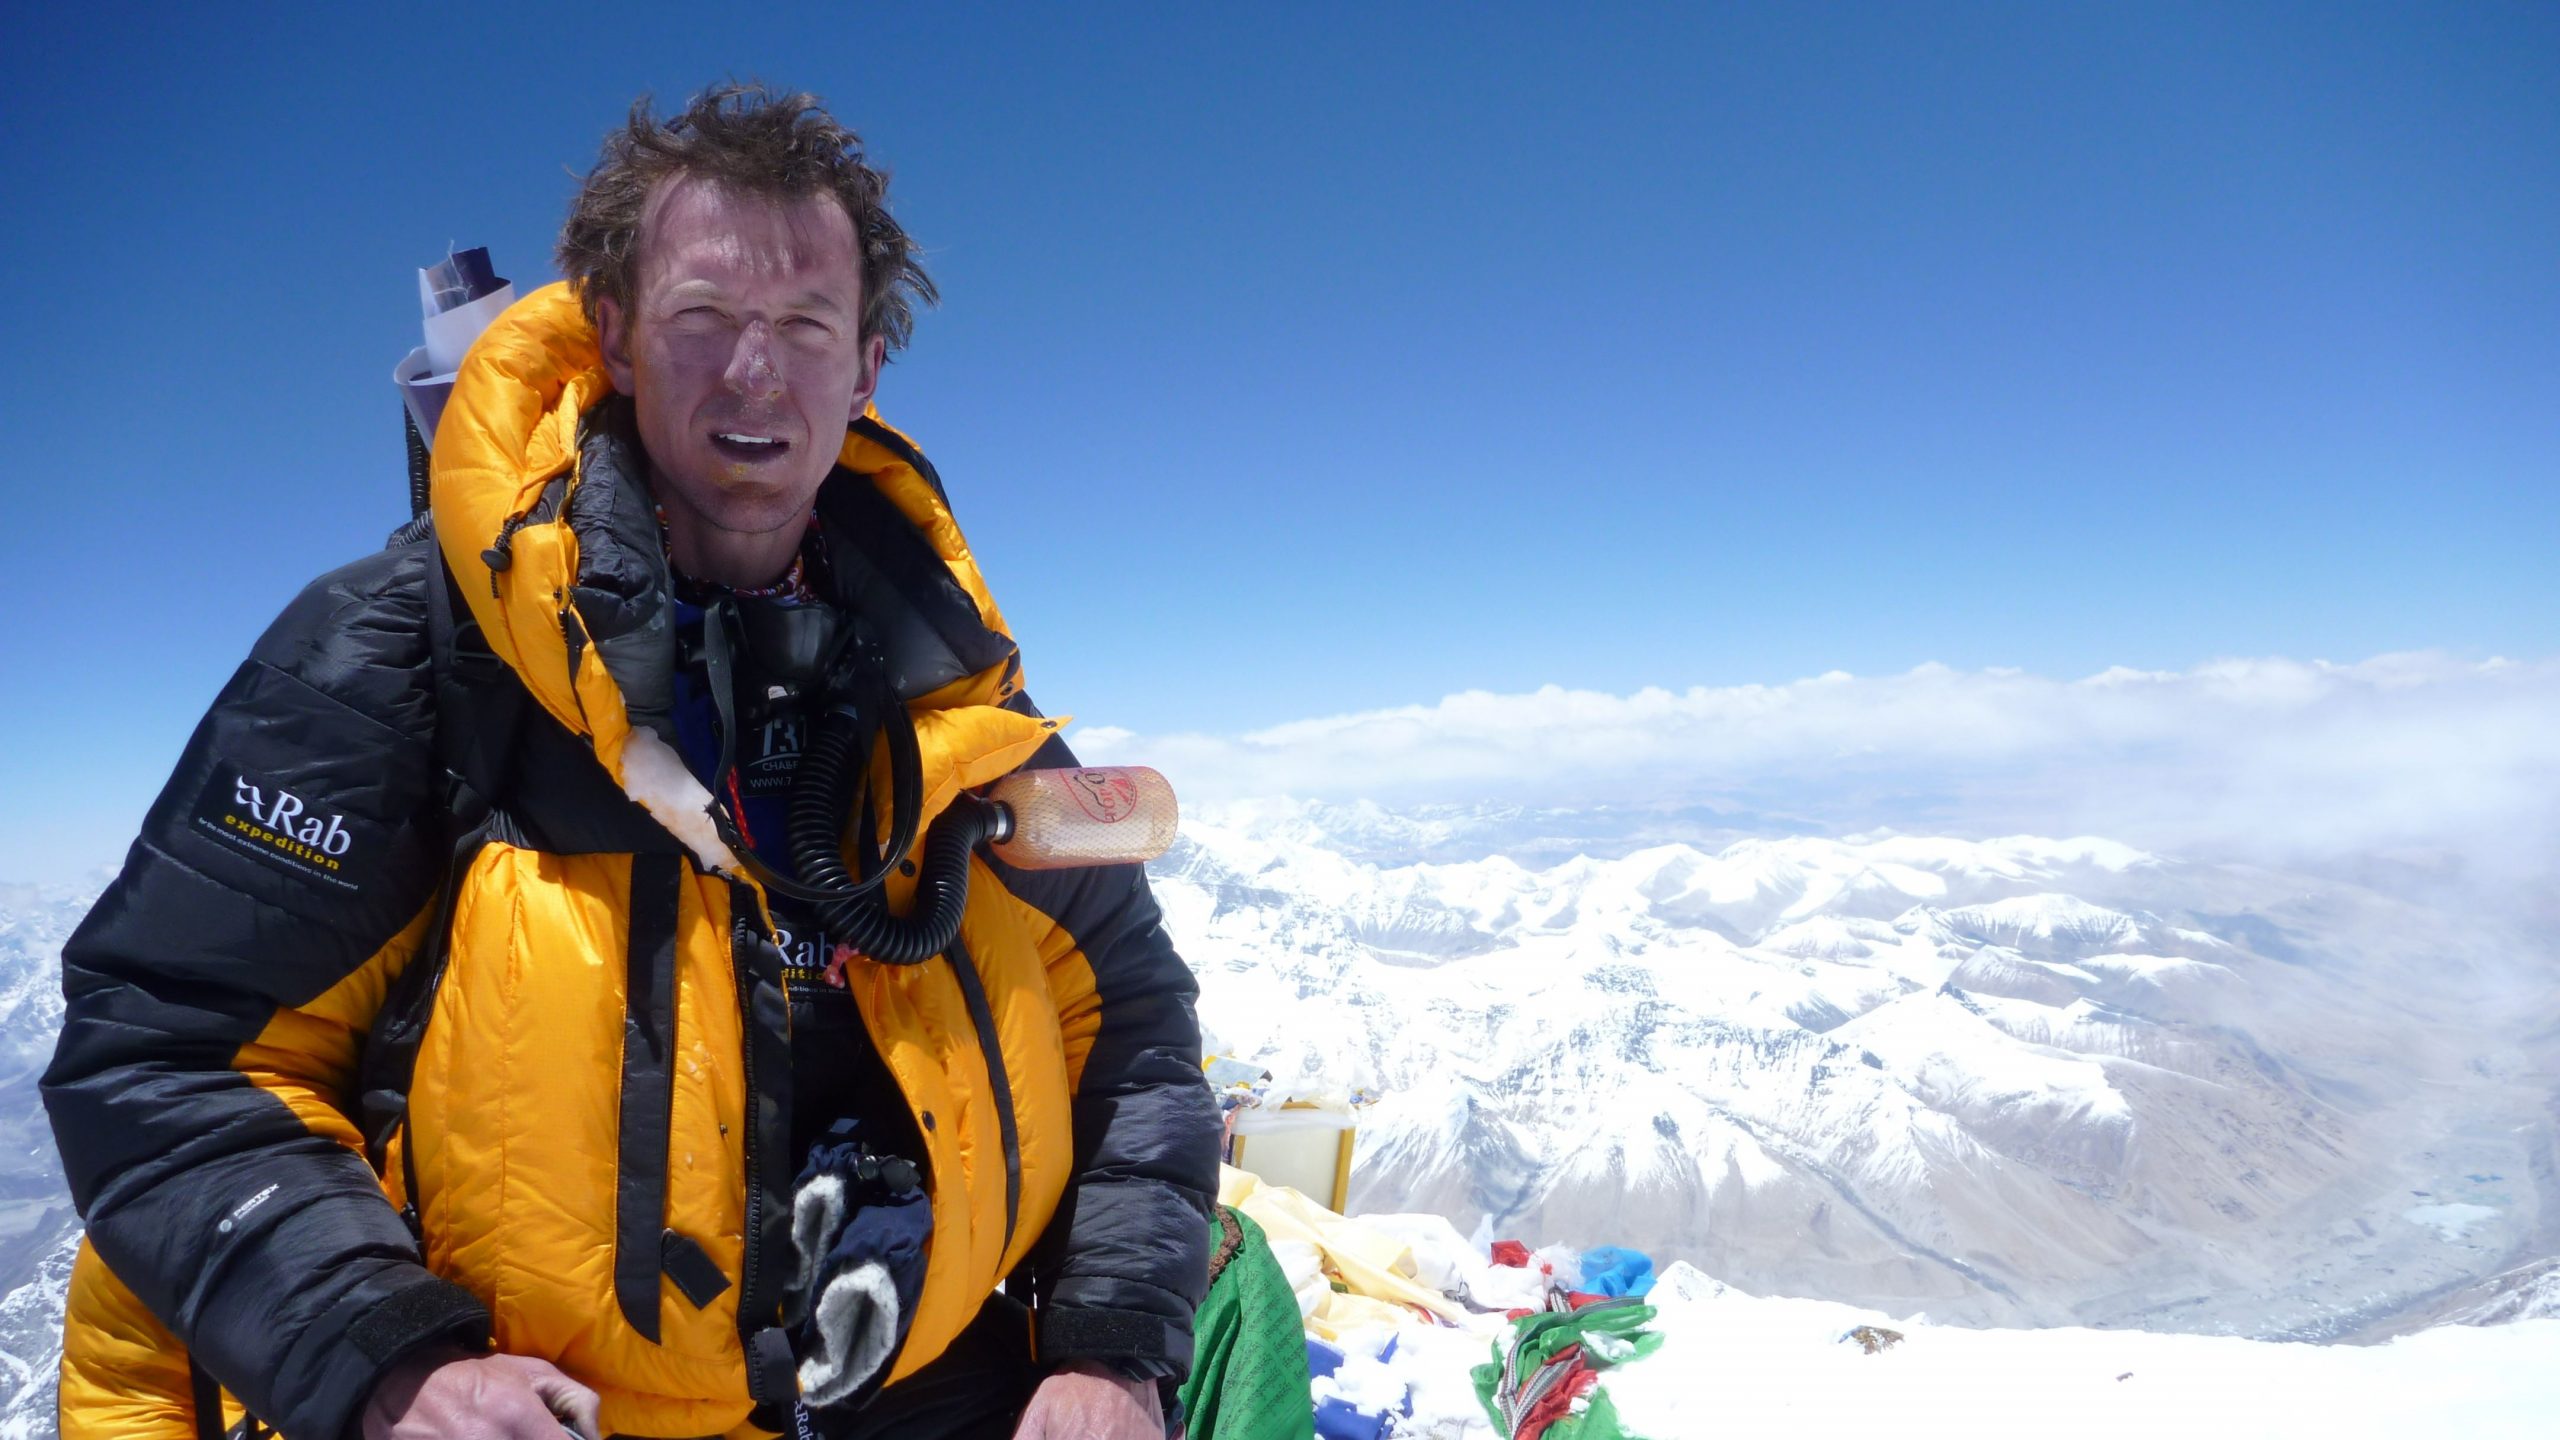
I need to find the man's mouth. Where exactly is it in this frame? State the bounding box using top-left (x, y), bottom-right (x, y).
top-left (709, 431), bottom-right (793, 462)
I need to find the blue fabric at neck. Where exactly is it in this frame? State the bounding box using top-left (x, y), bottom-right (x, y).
top-left (669, 596), bottom-right (801, 882)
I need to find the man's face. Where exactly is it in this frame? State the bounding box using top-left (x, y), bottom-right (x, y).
top-left (597, 174), bottom-right (886, 544)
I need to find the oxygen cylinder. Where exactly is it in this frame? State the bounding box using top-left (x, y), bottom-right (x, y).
top-left (984, 767), bottom-right (1178, 870)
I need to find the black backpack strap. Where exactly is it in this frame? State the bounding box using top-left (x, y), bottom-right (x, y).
top-left (406, 404), bottom-right (433, 522)
top-left (187, 1356), bottom-right (223, 1440)
top-left (424, 544), bottom-right (528, 810)
top-left (183, 1359), bottom-right (280, 1439)
top-left (357, 545), bottom-right (529, 1196)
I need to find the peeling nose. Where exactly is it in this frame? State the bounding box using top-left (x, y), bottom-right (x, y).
top-left (726, 322), bottom-right (783, 395)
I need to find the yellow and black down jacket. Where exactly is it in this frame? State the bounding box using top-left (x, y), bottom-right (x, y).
top-left (43, 284), bottom-right (1220, 1439)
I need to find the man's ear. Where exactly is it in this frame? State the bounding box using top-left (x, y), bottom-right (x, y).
top-left (850, 333), bottom-right (887, 419)
top-left (597, 296), bottom-right (638, 395)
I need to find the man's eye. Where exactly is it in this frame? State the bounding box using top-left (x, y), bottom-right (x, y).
top-left (785, 317), bottom-right (835, 337)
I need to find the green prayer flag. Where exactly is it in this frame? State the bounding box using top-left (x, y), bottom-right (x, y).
top-left (1178, 1207), bottom-right (1317, 1440)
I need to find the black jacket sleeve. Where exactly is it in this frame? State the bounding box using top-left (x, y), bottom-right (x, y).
top-left (992, 707), bottom-right (1223, 1382)
top-left (42, 541), bottom-right (491, 1440)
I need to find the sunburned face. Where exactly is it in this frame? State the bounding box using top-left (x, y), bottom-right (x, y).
top-left (597, 174), bottom-right (886, 583)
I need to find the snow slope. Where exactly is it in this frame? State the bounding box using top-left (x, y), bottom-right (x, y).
top-left (1355, 1262), bottom-right (2560, 1439)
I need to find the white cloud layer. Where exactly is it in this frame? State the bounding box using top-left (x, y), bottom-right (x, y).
top-left (1077, 653), bottom-right (2560, 885)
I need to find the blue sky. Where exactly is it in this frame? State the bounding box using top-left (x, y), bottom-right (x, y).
top-left (1, 3), bottom-right (2553, 882)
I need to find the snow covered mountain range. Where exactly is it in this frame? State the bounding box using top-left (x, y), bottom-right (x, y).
top-left (1160, 801), bottom-right (2560, 1340)
top-left (0, 805), bottom-right (2551, 1434)
top-left (0, 883), bottom-right (85, 1439)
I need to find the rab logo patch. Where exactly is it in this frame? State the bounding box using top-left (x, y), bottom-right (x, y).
top-left (193, 770), bottom-right (366, 890)
top-left (774, 919), bottom-right (859, 1001)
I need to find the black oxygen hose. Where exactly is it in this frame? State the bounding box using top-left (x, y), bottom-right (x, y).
top-left (694, 591), bottom-right (990, 965)
top-left (785, 706), bottom-right (991, 965)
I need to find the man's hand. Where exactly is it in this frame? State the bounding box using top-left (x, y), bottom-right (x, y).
top-left (1011, 1360), bottom-right (1162, 1439)
top-left (361, 1348), bottom-right (601, 1440)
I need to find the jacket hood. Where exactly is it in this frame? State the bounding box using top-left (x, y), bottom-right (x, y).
top-left (429, 282), bottom-right (1057, 873)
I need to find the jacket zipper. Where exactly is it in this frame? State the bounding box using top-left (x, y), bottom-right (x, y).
top-left (481, 471), bottom-right (572, 590)
top-left (559, 605), bottom-right (593, 735)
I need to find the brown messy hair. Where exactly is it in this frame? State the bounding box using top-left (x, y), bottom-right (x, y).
top-left (557, 83), bottom-right (937, 351)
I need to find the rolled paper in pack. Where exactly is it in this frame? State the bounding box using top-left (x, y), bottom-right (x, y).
top-left (985, 767), bottom-right (1178, 870)
top-left (395, 247), bottom-right (516, 448)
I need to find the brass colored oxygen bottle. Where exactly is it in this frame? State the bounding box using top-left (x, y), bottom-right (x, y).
top-left (984, 767), bottom-right (1179, 870)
